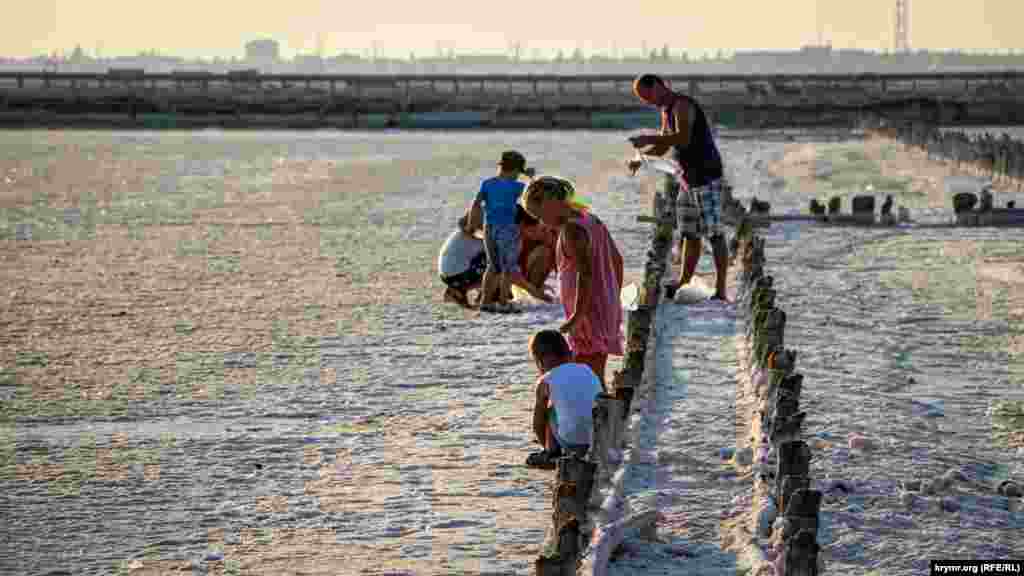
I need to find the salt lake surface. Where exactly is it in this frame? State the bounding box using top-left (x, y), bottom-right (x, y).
top-left (1, 129), bottom-right (1022, 575)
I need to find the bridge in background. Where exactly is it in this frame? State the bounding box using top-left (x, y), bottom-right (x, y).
top-left (1, 70), bottom-right (1022, 128)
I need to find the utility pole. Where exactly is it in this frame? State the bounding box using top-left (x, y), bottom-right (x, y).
top-left (816, 0), bottom-right (824, 47)
top-left (316, 33), bottom-right (325, 72)
top-left (895, 0), bottom-right (909, 53)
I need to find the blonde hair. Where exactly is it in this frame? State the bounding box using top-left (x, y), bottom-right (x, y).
top-left (523, 176), bottom-right (589, 217)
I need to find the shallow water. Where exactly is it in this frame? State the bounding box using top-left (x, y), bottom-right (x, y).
top-left (1, 129), bottom-right (1022, 575)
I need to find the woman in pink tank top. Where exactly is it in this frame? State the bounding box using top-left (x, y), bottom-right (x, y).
top-left (523, 177), bottom-right (624, 389)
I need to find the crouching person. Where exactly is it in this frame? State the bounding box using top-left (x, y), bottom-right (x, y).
top-left (526, 329), bottom-right (603, 470)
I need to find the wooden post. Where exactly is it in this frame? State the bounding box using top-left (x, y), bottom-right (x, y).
top-left (535, 518), bottom-right (580, 576)
top-left (556, 456), bottom-right (597, 524)
top-left (749, 289), bottom-right (777, 325)
top-left (764, 347), bottom-right (797, 405)
top-left (775, 441), bottom-right (811, 509)
top-left (782, 490), bottom-right (822, 576)
top-left (827, 196), bottom-right (841, 216)
top-left (754, 308), bottom-right (785, 368)
top-left (746, 276), bottom-right (774, 313)
top-left (851, 195), bottom-right (876, 225)
top-left (750, 237), bottom-right (766, 283)
top-left (770, 378), bottom-right (805, 445)
top-left (537, 454), bottom-right (593, 576)
top-left (779, 475), bottom-right (811, 515)
top-left (591, 394), bottom-right (623, 480)
top-left (783, 529), bottom-right (820, 576)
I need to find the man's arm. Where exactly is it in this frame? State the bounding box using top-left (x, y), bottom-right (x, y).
top-left (645, 100), bottom-right (693, 151)
top-left (642, 141), bottom-right (672, 157)
top-left (532, 378), bottom-right (549, 446)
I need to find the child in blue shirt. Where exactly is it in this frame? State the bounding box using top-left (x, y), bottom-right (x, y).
top-left (467, 150), bottom-right (534, 313)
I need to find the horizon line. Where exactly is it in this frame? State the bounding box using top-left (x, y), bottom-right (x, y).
top-left (4, 45), bottom-right (1024, 63)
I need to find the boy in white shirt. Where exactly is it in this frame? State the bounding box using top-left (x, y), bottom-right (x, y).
top-left (526, 329), bottom-right (603, 469)
top-left (438, 214), bottom-right (486, 309)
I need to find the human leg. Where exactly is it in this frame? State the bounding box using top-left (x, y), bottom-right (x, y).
top-left (504, 245), bottom-right (552, 302)
top-left (480, 269), bottom-right (499, 309)
top-left (678, 234), bottom-right (703, 287)
top-left (526, 409), bottom-right (561, 469)
top-left (710, 234), bottom-right (729, 300)
top-left (463, 253), bottom-right (487, 308)
top-left (481, 226), bottom-right (501, 310)
top-left (499, 273), bottom-right (511, 306)
top-left (701, 181), bottom-right (729, 301)
top-left (672, 176), bottom-right (705, 291)
top-left (496, 224), bottom-right (521, 310)
top-left (525, 244), bottom-right (552, 291)
top-left (441, 269), bottom-right (476, 309)
top-left (443, 286), bottom-right (469, 308)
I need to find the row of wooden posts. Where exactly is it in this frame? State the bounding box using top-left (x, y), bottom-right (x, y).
top-left (534, 167), bottom-right (679, 575)
top-left (744, 190), bottom-right (910, 227)
top-left (533, 182), bottom-right (832, 573)
top-left (734, 217), bottom-right (824, 575)
top-left (875, 121), bottom-right (1024, 226)
top-left (887, 121), bottom-right (1024, 192)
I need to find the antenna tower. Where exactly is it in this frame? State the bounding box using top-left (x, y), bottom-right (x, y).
top-left (894, 0), bottom-right (909, 53)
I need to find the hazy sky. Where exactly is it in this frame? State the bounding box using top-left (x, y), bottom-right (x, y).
top-left (5, 0), bottom-right (1022, 59)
